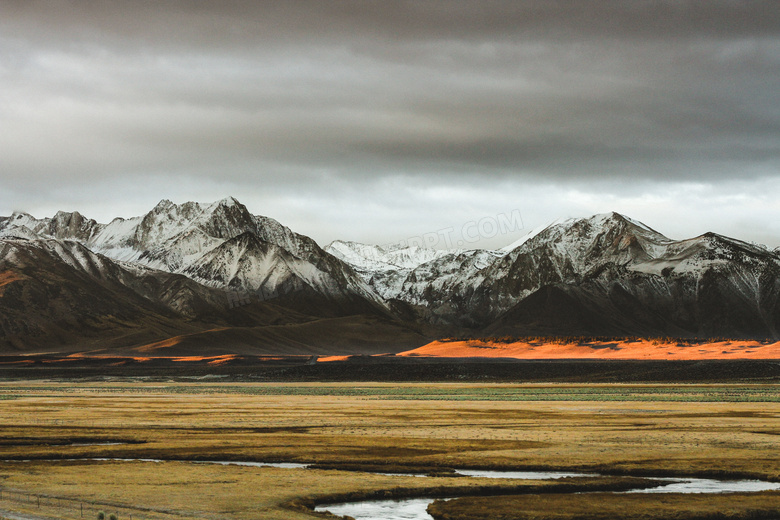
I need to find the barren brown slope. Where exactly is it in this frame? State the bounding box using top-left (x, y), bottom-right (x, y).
top-left (99, 314), bottom-right (430, 356)
top-left (0, 238), bottom-right (429, 355)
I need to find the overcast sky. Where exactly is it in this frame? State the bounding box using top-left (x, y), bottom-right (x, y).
top-left (1, 1), bottom-right (779, 249)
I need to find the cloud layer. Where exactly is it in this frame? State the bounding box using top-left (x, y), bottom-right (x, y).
top-left (2, 1), bottom-right (779, 248)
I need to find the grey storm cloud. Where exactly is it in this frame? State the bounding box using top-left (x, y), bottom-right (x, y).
top-left (1, 1), bottom-right (779, 246)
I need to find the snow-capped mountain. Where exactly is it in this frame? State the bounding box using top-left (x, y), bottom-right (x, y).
top-left (0, 234), bottom-right (425, 354)
top-left (325, 240), bottom-right (509, 314)
top-left (498, 217), bottom-right (568, 253)
top-left (486, 226), bottom-right (780, 339)
top-left (0, 236), bottom-right (237, 351)
top-left (339, 212), bottom-right (675, 325)
top-left (325, 240), bottom-right (454, 274)
top-left (1, 197), bottom-right (382, 309)
top-left (330, 212), bottom-right (780, 337)
top-left (1, 202), bottom-right (779, 353)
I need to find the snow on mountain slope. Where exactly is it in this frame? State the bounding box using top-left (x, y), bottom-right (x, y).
top-left (384, 249), bottom-right (504, 325)
top-left (380, 244), bottom-right (455, 270)
top-left (325, 241), bottom-right (398, 273)
top-left (183, 231), bottom-right (347, 298)
top-left (0, 222), bottom-right (40, 241)
top-left (487, 212), bottom-right (674, 286)
top-left (322, 213), bottom-right (687, 325)
top-left (325, 240), bottom-right (454, 274)
top-left (489, 232), bottom-right (780, 339)
top-left (2, 204), bottom-right (779, 338)
top-left (513, 212), bottom-right (673, 266)
top-left (364, 212), bottom-right (671, 319)
top-left (360, 211), bottom-right (780, 336)
top-left (325, 240), bottom-right (506, 320)
top-left (0, 236), bottom-right (213, 322)
top-left (479, 212), bottom-right (704, 313)
top-left (0, 198), bottom-right (383, 307)
top-left (499, 217), bottom-right (566, 253)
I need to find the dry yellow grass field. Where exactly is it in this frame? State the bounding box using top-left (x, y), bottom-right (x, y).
top-left (427, 491), bottom-right (780, 520)
top-left (0, 382), bottom-right (777, 519)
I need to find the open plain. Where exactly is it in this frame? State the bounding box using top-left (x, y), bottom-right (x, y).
top-left (0, 382), bottom-right (778, 520)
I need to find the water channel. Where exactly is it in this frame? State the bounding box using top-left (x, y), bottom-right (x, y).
top-left (3, 458), bottom-right (778, 520)
top-left (315, 470), bottom-right (780, 520)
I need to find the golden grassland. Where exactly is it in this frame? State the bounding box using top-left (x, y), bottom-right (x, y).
top-left (0, 382), bottom-right (777, 519)
top-left (427, 491), bottom-right (780, 520)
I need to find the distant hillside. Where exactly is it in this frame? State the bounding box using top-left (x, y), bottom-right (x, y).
top-left (1, 200), bottom-right (779, 356)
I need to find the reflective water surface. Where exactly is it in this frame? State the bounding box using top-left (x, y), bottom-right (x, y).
top-left (193, 460), bottom-right (309, 469)
top-left (315, 471), bottom-right (780, 520)
top-left (4, 458), bottom-right (777, 520)
top-left (455, 469), bottom-right (589, 479)
top-left (629, 477), bottom-right (780, 494)
top-left (320, 498), bottom-right (438, 520)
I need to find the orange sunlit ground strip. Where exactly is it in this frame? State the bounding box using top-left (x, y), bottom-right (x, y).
top-left (395, 338), bottom-right (780, 360)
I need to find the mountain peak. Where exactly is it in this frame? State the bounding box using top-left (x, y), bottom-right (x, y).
top-left (215, 196), bottom-right (241, 207)
top-left (53, 209), bottom-right (78, 218)
top-left (199, 197), bottom-right (251, 219)
top-left (585, 211), bottom-right (636, 229)
top-left (48, 210), bottom-right (97, 240)
top-left (591, 211), bottom-right (623, 220)
top-left (199, 197), bottom-right (254, 230)
top-left (152, 199), bottom-right (175, 212)
top-left (574, 212), bottom-right (669, 241)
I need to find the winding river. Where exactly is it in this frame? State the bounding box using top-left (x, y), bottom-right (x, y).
top-left (3, 458), bottom-right (779, 520)
top-left (314, 470), bottom-right (780, 520)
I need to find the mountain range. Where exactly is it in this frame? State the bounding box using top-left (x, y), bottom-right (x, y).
top-left (1, 198), bottom-right (778, 355)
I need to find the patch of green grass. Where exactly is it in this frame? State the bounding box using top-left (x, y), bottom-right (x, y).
top-left (2, 384), bottom-right (779, 402)
top-left (160, 384), bottom-right (780, 402)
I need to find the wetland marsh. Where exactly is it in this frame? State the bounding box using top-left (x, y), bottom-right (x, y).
top-left (0, 382), bottom-right (777, 519)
